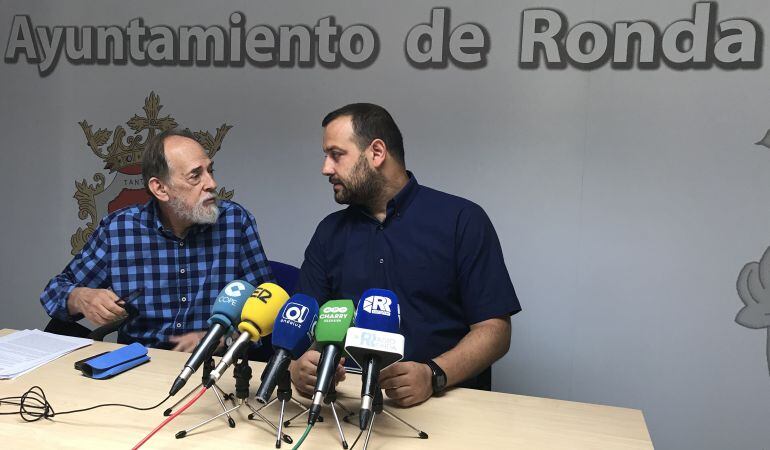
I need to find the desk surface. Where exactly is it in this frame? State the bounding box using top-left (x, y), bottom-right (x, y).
top-left (0, 330), bottom-right (652, 449)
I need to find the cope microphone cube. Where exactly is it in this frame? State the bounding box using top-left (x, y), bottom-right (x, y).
top-left (208, 280), bottom-right (256, 330)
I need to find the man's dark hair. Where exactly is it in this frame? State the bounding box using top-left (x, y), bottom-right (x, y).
top-left (142, 128), bottom-right (198, 196)
top-left (322, 103), bottom-right (405, 166)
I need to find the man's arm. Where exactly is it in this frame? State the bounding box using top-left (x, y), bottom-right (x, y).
top-left (379, 315), bottom-right (511, 407)
top-left (40, 219), bottom-right (126, 325)
top-left (381, 204), bottom-right (519, 407)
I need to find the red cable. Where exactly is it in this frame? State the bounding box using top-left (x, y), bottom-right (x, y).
top-left (132, 387), bottom-right (207, 450)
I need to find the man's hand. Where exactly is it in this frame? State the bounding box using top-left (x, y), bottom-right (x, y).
top-left (169, 331), bottom-right (207, 352)
top-left (289, 349), bottom-right (347, 397)
top-left (379, 361), bottom-right (433, 407)
top-left (67, 287), bottom-right (127, 326)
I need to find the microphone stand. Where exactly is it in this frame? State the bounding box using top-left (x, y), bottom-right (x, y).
top-left (164, 356), bottom-right (236, 424)
top-left (282, 384), bottom-right (353, 449)
top-left (174, 351), bottom-right (293, 444)
top-left (249, 369), bottom-right (310, 448)
top-left (349, 389), bottom-right (429, 450)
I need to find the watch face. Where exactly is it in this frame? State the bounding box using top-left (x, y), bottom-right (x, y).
top-left (428, 361), bottom-right (447, 393)
top-left (435, 373), bottom-right (447, 391)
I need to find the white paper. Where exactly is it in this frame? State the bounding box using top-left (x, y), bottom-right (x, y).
top-left (0, 329), bottom-right (92, 379)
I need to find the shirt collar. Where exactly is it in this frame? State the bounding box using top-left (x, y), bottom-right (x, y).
top-left (385, 170), bottom-right (419, 218)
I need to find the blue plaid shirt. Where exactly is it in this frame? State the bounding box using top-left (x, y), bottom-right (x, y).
top-left (40, 199), bottom-right (273, 349)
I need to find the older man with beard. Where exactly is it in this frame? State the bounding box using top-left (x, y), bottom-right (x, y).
top-left (41, 128), bottom-right (273, 351)
top-left (290, 103), bottom-right (520, 407)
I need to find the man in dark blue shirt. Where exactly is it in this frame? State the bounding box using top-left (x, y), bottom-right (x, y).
top-left (41, 128), bottom-right (273, 350)
top-left (291, 103), bottom-right (520, 407)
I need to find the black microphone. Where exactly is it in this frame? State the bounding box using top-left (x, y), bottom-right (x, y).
top-left (255, 294), bottom-right (319, 404)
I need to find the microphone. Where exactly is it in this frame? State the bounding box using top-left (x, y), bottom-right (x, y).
top-left (204, 283), bottom-right (289, 388)
top-left (344, 289), bottom-right (404, 429)
top-left (169, 280), bottom-right (255, 396)
top-left (307, 299), bottom-right (355, 425)
top-left (255, 294), bottom-right (319, 404)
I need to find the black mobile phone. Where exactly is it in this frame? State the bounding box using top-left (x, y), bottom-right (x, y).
top-left (73, 351), bottom-right (109, 371)
top-left (120, 288), bottom-right (143, 304)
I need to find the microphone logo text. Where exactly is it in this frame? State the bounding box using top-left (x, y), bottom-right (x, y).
top-left (224, 281), bottom-right (247, 297)
top-left (217, 296), bottom-right (239, 307)
top-left (363, 295), bottom-right (391, 316)
top-left (252, 287), bottom-right (272, 304)
top-left (320, 305), bottom-right (349, 321)
top-left (282, 303), bottom-right (310, 324)
top-left (356, 330), bottom-right (399, 352)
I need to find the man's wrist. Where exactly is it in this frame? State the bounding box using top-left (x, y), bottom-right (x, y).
top-left (425, 359), bottom-right (447, 394)
top-left (67, 287), bottom-right (84, 315)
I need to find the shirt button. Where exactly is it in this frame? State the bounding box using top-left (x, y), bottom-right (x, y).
top-left (176, 323), bottom-right (182, 328)
top-left (180, 268), bottom-right (186, 274)
top-left (377, 225), bottom-right (383, 230)
top-left (179, 241), bottom-right (185, 247)
top-left (181, 296), bottom-right (187, 302)
top-left (379, 258), bottom-right (384, 264)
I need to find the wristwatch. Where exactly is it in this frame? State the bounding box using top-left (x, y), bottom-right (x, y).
top-left (425, 359), bottom-right (447, 394)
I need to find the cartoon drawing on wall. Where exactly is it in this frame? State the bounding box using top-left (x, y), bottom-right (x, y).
top-left (736, 246), bottom-right (770, 375)
top-left (70, 92), bottom-right (234, 254)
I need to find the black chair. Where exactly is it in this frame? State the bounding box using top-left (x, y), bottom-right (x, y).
top-left (44, 261), bottom-right (301, 347)
top-left (44, 315), bottom-right (121, 341)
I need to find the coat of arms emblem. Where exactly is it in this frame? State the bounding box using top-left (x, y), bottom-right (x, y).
top-left (71, 92), bottom-right (233, 254)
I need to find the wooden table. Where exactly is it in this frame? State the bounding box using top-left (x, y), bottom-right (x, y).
top-left (0, 330), bottom-right (653, 449)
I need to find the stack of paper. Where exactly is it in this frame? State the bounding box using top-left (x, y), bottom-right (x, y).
top-left (0, 329), bottom-right (92, 379)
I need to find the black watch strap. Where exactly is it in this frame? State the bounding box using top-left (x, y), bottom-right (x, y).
top-left (425, 359), bottom-right (447, 394)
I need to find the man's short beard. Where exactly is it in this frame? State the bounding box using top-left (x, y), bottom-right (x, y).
top-left (333, 154), bottom-right (384, 206)
top-left (169, 195), bottom-right (220, 225)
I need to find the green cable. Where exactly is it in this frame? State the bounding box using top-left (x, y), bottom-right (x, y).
top-left (291, 423), bottom-right (313, 450)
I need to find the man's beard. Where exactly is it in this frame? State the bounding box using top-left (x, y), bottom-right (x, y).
top-left (330, 154), bottom-right (384, 206)
top-left (169, 194), bottom-right (220, 225)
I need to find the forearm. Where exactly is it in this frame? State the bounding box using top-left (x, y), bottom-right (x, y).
top-left (433, 316), bottom-right (511, 388)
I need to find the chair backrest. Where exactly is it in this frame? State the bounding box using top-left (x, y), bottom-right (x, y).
top-left (268, 260), bottom-right (300, 294)
top-left (44, 317), bottom-right (120, 341)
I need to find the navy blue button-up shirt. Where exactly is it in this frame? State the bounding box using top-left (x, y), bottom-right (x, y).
top-left (298, 173), bottom-right (520, 388)
top-left (41, 199), bottom-right (273, 349)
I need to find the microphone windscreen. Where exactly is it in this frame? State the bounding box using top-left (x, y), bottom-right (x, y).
top-left (354, 288), bottom-right (400, 333)
top-left (208, 280), bottom-right (256, 329)
top-left (315, 299), bottom-right (355, 344)
top-left (238, 283), bottom-right (290, 338)
top-left (272, 294), bottom-right (319, 358)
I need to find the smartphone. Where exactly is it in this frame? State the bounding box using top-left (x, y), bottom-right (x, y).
top-left (119, 288), bottom-right (143, 304)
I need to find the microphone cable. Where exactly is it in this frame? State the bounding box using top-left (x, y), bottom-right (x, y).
top-left (0, 385), bottom-right (170, 422)
top-left (291, 423), bottom-right (313, 450)
top-left (131, 386), bottom-right (207, 450)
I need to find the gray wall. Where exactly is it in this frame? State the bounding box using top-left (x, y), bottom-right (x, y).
top-left (2, 1), bottom-right (770, 448)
